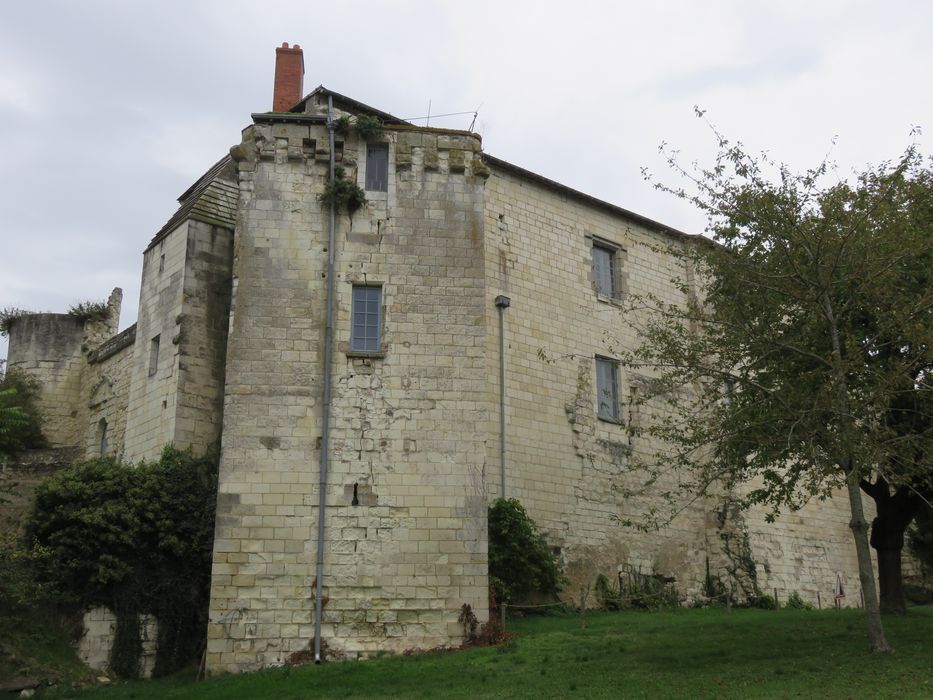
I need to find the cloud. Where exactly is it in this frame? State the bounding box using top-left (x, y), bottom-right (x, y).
top-left (1, 0), bottom-right (930, 363)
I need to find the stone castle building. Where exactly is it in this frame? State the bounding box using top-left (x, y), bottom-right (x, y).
top-left (4, 43), bottom-right (873, 672)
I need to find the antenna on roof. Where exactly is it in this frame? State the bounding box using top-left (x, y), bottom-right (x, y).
top-left (399, 105), bottom-right (482, 131)
top-left (469, 102), bottom-right (483, 132)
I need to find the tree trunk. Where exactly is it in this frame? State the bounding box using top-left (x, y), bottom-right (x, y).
top-left (875, 545), bottom-right (906, 615)
top-left (862, 478), bottom-right (922, 615)
top-left (822, 294), bottom-right (891, 653)
top-left (845, 470), bottom-right (893, 653)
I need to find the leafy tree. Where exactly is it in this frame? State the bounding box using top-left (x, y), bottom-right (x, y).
top-left (908, 502), bottom-right (933, 575)
top-left (488, 498), bottom-right (562, 604)
top-left (25, 447), bottom-right (217, 677)
top-left (0, 363), bottom-right (46, 457)
top-left (622, 125), bottom-right (931, 653)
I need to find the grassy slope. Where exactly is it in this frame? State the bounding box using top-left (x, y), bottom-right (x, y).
top-left (0, 607), bottom-right (94, 691)
top-left (44, 606), bottom-right (933, 699)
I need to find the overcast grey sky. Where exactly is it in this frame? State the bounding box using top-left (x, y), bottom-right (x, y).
top-left (1, 0), bottom-right (931, 359)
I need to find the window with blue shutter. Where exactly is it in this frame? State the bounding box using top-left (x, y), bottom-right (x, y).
top-left (593, 243), bottom-right (616, 298)
top-left (596, 356), bottom-right (620, 422)
top-left (365, 144), bottom-right (389, 192)
top-left (351, 286), bottom-right (382, 353)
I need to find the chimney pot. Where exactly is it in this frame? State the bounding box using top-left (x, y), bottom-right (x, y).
top-left (272, 42), bottom-right (305, 112)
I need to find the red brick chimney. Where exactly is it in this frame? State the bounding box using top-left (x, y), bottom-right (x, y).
top-left (272, 42), bottom-right (304, 112)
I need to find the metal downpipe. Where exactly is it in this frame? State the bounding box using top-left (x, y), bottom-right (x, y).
top-left (494, 295), bottom-right (510, 499)
top-left (314, 95), bottom-right (337, 663)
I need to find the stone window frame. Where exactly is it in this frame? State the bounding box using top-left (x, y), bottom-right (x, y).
top-left (347, 284), bottom-right (387, 358)
top-left (595, 355), bottom-right (621, 424)
top-left (587, 234), bottom-right (628, 302)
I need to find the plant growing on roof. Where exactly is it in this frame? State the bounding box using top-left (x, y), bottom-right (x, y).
top-left (0, 307), bottom-right (29, 337)
top-left (333, 115), bottom-right (351, 136)
top-left (354, 114), bottom-right (385, 141)
top-left (318, 165), bottom-right (367, 216)
top-left (68, 299), bottom-right (110, 323)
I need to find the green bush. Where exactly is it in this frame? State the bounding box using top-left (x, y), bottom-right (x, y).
top-left (25, 447), bottom-right (217, 677)
top-left (751, 594), bottom-right (778, 610)
top-left (488, 498), bottom-right (562, 604)
top-left (67, 300), bottom-right (110, 323)
top-left (594, 573), bottom-right (625, 611)
top-left (904, 583), bottom-right (933, 605)
top-left (784, 591), bottom-right (814, 610)
top-left (908, 504), bottom-right (933, 575)
top-left (334, 115), bottom-right (352, 135)
top-left (318, 165), bottom-right (366, 215)
top-left (0, 367), bottom-right (46, 457)
top-left (0, 308), bottom-right (30, 337)
top-left (0, 531), bottom-right (37, 611)
top-left (354, 115), bottom-right (385, 141)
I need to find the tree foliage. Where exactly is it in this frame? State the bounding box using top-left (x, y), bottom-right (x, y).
top-left (909, 504), bottom-right (933, 574)
top-left (621, 123), bottom-right (931, 652)
top-left (488, 498), bottom-right (562, 604)
top-left (24, 447), bottom-right (218, 677)
top-left (0, 365), bottom-right (46, 457)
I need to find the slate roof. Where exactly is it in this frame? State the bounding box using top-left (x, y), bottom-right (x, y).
top-left (145, 156), bottom-right (238, 252)
top-left (291, 85), bottom-right (409, 125)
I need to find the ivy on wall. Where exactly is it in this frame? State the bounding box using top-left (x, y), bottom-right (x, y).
top-left (24, 447), bottom-right (218, 678)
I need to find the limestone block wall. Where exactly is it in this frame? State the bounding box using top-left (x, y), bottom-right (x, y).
top-left (208, 117), bottom-right (489, 672)
top-left (481, 162), bottom-right (878, 605)
top-left (0, 446), bottom-right (83, 537)
top-left (82, 325), bottom-right (136, 460)
top-left (6, 314), bottom-right (86, 447)
top-left (173, 220), bottom-right (234, 453)
top-left (81, 288), bottom-right (124, 353)
top-left (743, 489), bottom-right (877, 608)
top-left (123, 217), bottom-right (233, 462)
top-left (123, 226), bottom-right (189, 461)
top-left (482, 164), bottom-right (710, 598)
top-left (78, 607), bottom-right (158, 678)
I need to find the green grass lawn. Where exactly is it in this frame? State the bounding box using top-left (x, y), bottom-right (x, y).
top-left (44, 606), bottom-right (933, 699)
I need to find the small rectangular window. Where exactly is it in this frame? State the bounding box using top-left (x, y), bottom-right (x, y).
top-left (365, 144), bottom-right (389, 192)
top-left (351, 286), bottom-right (382, 353)
top-left (98, 418), bottom-right (109, 458)
top-left (593, 243), bottom-right (617, 298)
top-left (149, 335), bottom-right (160, 377)
top-left (596, 356), bottom-right (620, 423)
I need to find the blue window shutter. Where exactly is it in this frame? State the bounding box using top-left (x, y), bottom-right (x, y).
top-left (366, 144), bottom-right (389, 192)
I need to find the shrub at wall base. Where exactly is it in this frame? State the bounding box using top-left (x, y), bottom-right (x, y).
top-left (487, 498), bottom-right (563, 604)
top-left (24, 446), bottom-right (218, 678)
